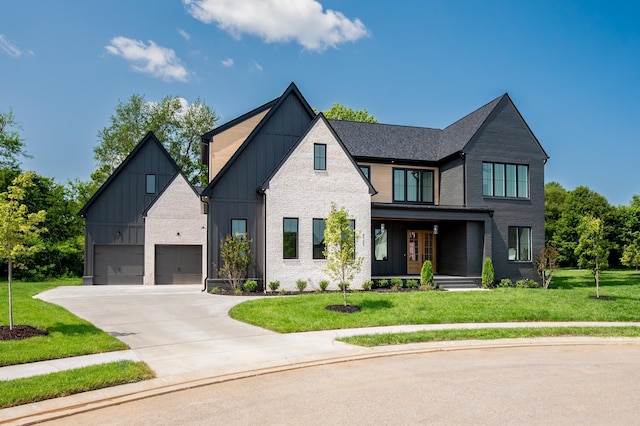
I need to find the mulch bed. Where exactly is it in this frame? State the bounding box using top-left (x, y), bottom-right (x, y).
top-left (0, 325), bottom-right (49, 341)
top-left (325, 304), bottom-right (362, 313)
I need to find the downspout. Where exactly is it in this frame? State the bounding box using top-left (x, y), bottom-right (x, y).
top-left (200, 194), bottom-right (209, 292)
top-left (460, 151), bottom-right (467, 206)
top-left (262, 191), bottom-right (267, 294)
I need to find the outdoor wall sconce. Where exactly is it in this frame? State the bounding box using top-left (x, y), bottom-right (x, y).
top-left (433, 224), bottom-right (439, 235)
top-left (115, 231), bottom-right (121, 237)
top-left (380, 223), bottom-right (385, 231)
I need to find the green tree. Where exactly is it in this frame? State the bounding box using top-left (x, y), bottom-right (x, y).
top-left (218, 234), bottom-right (253, 291)
top-left (481, 257), bottom-right (494, 288)
top-left (319, 103), bottom-right (378, 123)
top-left (0, 108), bottom-right (31, 168)
top-left (323, 203), bottom-right (363, 306)
top-left (575, 216), bottom-right (609, 298)
top-left (544, 182), bottom-right (567, 244)
top-left (93, 94), bottom-right (218, 187)
top-left (420, 260), bottom-right (435, 289)
top-left (535, 246), bottom-right (559, 289)
top-left (0, 172), bottom-right (46, 329)
top-left (620, 239), bottom-right (640, 271)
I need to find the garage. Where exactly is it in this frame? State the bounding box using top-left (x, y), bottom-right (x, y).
top-left (94, 245), bottom-right (144, 285)
top-left (155, 245), bottom-right (202, 284)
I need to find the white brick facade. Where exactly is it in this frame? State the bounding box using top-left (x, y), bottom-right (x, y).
top-left (144, 174), bottom-right (207, 285)
top-left (264, 118), bottom-right (372, 291)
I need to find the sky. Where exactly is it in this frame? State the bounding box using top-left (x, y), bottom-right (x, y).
top-left (1, 0), bottom-right (639, 205)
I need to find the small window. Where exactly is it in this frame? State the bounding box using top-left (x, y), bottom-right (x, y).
top-left (392, 168), bottom-right (434, 203)
top-left (508, 226), bottom-right (531, 261)
top-left (313, 218), bottom-right (326, 259)
top-left (359, 165), bottom-right (370, 181)
top-left (145, 174), bottom-right (156, 194)
top-left (283, 218), bottom-right (298, 259)
top-left (231, 219), bottom-right (247, 238)
top-left (314, 144), bottom-right (326, 171)
top-left (374, 227), bottom-right (388, 261)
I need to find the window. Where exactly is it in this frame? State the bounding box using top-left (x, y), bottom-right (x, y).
top-left (314, 144), bottom-right (326, 170)
top-left (231, 219), bottom-right (247, 238)
top-left (508, 227), bottom-right (531, 261)
top-left (313, 218), bottom-right (326, 259)
top-left (145, 174), bottom-right (156, 194)
top-left (283, 218), bottom-right (298, 259)
top-left (374, 227), bottom-right (388, 261)
top-left (392, 168), bottom-right (434, 203)
top-left (483, 162), bottom-right (529, 198)
top-left (359, 165), bottom-right (370, 181)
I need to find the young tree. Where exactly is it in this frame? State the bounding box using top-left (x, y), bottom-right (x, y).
top-left (481, 257), bottom-right (495, 288)
top-left (0, 172), bottom-right (46, 329)
top-left (620, 241), bottom-right (640, 271)
top-left (218, 234), bottom-right (252, 291)
top-left (535, 246), bottom-right (559, 289)
top-left (93, 94), bottom-right (218, 187)
top-left (420, 260), bottom-right (435, 289)
top-left (323, 203), bottom-right (363, 306)
top-left (0, 108), bottom-right (31, 168)
top-left (575, 216), bottom-right (609, 298)
top-left (319, 103), bottom-right (378, 123)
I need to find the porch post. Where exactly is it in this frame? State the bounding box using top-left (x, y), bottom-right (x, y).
top-left (483, 216), bottom-right (493, 261)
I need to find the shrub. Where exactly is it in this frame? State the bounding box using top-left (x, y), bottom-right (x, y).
top-left (515, 278), bottom-right (539, 288)
top-left (338, 281), bottom-right (350, 291)
top-left (481, 258), bottom-right (495, 288)
top-left (279, 288), bottom-right (287, 296)
top-left (390, 277), bottom-right (403, 288)
top-left (243, 280), bottom-right (258, 292)
top-left (209, 287), bottom-right (220, 294)
top-left (497, 278), bottom-right (513, 288)
top-left (420, 260), bottom-right (435, 288)
top-left (405, 279), bottom-right (418, 289)
top-left (361, 280), bottom-right (373, 291)
top-left (268, 280), bottom-right (280, 292)
top-left (318, 279), bottom-right (330, 292)
top-left (375, 279), bottom-right (389, 289)
top-left (296, 279), bottom-right (308, 292)
top-left (234, 287), bottom-right (243, 295)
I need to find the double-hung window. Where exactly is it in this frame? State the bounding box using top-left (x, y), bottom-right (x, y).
top-left (314, 144), bottom-right (326, 171)
top-left (483, 162), bottom-right (529, 198)
top-left (283, 218), bottom-right (298, 259)
top-left (508, 226), bottom-right (531, 261)
top-left (393, 168), bottom-right (434, 203)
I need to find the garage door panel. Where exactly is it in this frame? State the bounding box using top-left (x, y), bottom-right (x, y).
top-left (94, 245), bottom-right (143, 285)
top-left (155, 245), bottom-right (202, 284)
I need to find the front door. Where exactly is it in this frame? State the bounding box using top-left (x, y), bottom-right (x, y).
top-left (407, 230), bottom-right (436, 274)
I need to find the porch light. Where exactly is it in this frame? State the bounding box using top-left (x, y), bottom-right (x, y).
top-left (433, 225), bottom-right (439, 235)
top-left (380, 223), bottom-right (385, 231)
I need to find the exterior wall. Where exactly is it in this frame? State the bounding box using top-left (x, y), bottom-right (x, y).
top-left (359, 162), bottom-right (439, 205)
top-left (439, 157), bottom-right (465, 206)
top-left (144, 174), bottom-right (207, 285)
top-left (465, 99), bottom-right (546, 281)
top-left (265, 119), bottom-right (372, 291)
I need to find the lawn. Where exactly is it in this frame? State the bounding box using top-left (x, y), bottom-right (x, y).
top-left (0, 279), bottom-right (128, 366)
top-left (229, 269), bottom-right (640, 333)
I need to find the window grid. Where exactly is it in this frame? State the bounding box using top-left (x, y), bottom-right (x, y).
top-left (392, 168), bottom-right (434, 204)
top-left (483, 162), bottom-right (529, 199)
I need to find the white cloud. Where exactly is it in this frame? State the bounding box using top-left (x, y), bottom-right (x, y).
top-left (0, 35), bottom-right (34, 58)
top-left (182, 0), bottom-right (370, 51)
top-left (221, 58), bottom-right (234, 67)
top-left (252, 61), bottom-right (263, 72)
top-left (105, 36), bottom-right (189, 82)
top-left (178, 28), bottom-right (191, 41)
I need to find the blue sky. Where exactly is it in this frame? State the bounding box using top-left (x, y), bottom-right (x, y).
top-left (1, 0), bottom-right (639, 205)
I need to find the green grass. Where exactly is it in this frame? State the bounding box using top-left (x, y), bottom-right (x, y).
top-left (229, 269), bottom-right (640, 333)
top-left (0, 361), bottom-right (155, 409)
top-left (0, 279), bottom-right (128, 366)
top-left (338, 326), bottom-right (640, 347)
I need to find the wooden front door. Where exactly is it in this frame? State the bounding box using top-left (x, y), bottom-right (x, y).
top-left (407, 230), bottom-right (436, 274)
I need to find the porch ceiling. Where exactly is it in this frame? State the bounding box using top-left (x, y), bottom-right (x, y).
top-left (371, 202), bottom-right (493, 221)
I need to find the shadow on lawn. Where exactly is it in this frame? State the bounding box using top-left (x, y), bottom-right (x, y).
top-left (47, 323), bottom-right (106, 336)
top-left (356, 299), bottom-right (393, 310)
top-left (553, 270), bottom-right (640, 290)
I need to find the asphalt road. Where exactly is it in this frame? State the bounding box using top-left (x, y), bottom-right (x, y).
top-left (43, 343), bottom-right (640, 425)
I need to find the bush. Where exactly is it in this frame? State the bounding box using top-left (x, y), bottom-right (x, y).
top-left (497, 278), bottom-right (513, 288)
top-left (515, 278), bottom-right (539, 288)
top-left (234, 287), bottom-right (243, 295)
top-left (375, 279), bottom-right (389, 289)
top-left (481, 258), bottom-right (495, 288)
top-left (405, 279), bottom-right (418, 289)
top-left (243, 280), bottom-right (258, 292)
top-left (318, 279), bottom-right (330, 292)
top-left (390, 278), bottom-right (403, 290)
top-left (209, 287), bottom-right (220, 294)
top-left (278, 288), bottom-right (287, 296)
top-left (338, 281), bottom-right (350, 291)
top-left (361, 279), bottom-right (373, 291)
top-left (268, 280), bottom-right (280, 292)
top-left (420, 260), bottom-right (434, 288)
top-left (296, 279), bottom-right (308, 292)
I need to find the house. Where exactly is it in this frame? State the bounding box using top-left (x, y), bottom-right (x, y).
top-left (80, 131), bottom-right (207, 285)
top-left (200, 83), bottom-right (548, 291)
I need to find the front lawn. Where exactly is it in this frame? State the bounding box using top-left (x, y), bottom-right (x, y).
top-left (0, 279), bottom-right (128, 366)
top-left (229, 269), bottom-right (640, 333)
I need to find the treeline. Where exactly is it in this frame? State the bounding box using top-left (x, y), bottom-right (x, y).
top-left (545, 182), bottom-right (640, 268)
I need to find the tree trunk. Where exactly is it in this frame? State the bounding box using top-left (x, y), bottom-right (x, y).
top-left (595, 258), bottom-right (600, 299)
top-left (8, 257), bottom-right (13, 330)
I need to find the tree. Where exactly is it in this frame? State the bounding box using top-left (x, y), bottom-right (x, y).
top-left (420, 260), bottom-right (435, 289)
top-left (535, 246), bottom-right (559, 289)
top-left (0, 108), bottom-right (31, 168)
top-left (620, 240), bottom-right (640, 271)
top-left (93, 94), bottom-right (219, 187)
top-left (323, 203), bottom-right (363, 306)
top-left (319, 103), bottom-right (378, 123)
top-left (481, 257), bottom-right (494, 288)
top-left (575, 216), bottom-right (609, 298)
top-left (0, 172), bottom-right (46, 329)
top-left (544, 182), bottom-right (567, 244)
top-left (218, 234), bottom-right (253, 291)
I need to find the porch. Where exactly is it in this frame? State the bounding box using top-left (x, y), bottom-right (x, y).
top-left (372, 275), bottom-right (482, 290)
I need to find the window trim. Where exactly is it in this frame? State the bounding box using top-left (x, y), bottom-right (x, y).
top-left (283, 217), bottom-right (298, 260)
top-left (483, 162), bottom-right (529, 199)
top-left (508, 226), bottom-right (532, 262)
top-left (314, 143), bottom-right (326, 171)
top-left (392, 167), bottom-right (434, 204)
top-left (145, 174), bottom-right (156, 194)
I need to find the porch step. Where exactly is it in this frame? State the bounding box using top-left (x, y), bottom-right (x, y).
top-left (435, 276), bottom-right (481, 290)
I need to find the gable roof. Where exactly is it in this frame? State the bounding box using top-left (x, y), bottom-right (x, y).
top-left (260, 113), bottom-right (377, 195)
top-left (78, 131), bottom-right (180, 217)
top-left (201, 82), bottom-right (316, 197)
top-left (141, 171), bottom-right (202, 217)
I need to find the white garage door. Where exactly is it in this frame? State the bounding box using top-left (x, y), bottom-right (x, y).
top-left (94, 245), bottom-right (144, 285)
top-left (155, 245), bottom-right (202, 284)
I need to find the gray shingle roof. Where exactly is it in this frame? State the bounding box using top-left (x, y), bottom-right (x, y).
top-left (329, 94), bottom-right (506, 162)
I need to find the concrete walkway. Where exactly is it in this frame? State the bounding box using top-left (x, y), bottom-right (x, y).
top-left (1, 285), bottom-right (640, 424)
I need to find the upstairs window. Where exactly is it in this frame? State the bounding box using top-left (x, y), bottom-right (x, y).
top-left (231, 219), bottom-right (247, 238)
top-left (393, 168), bottom-right (434, 203)
top-left (359, 165), bottom-right (371, 181)
top-left (483, 162), bottom-right (529, 198)
top-left (314, 143), bottom-right (326, 170)
top-left (145, 174), bottom-right (156, 194)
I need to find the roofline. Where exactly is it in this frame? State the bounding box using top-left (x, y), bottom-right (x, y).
top-left (141, 171), bottom-right (200, 217)
top-left (201, 98), bottom-right (278, 142)
top-left (78, 131), bottom-right (180, 217)
top-left (500, 93), bottom-right (550, 160)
